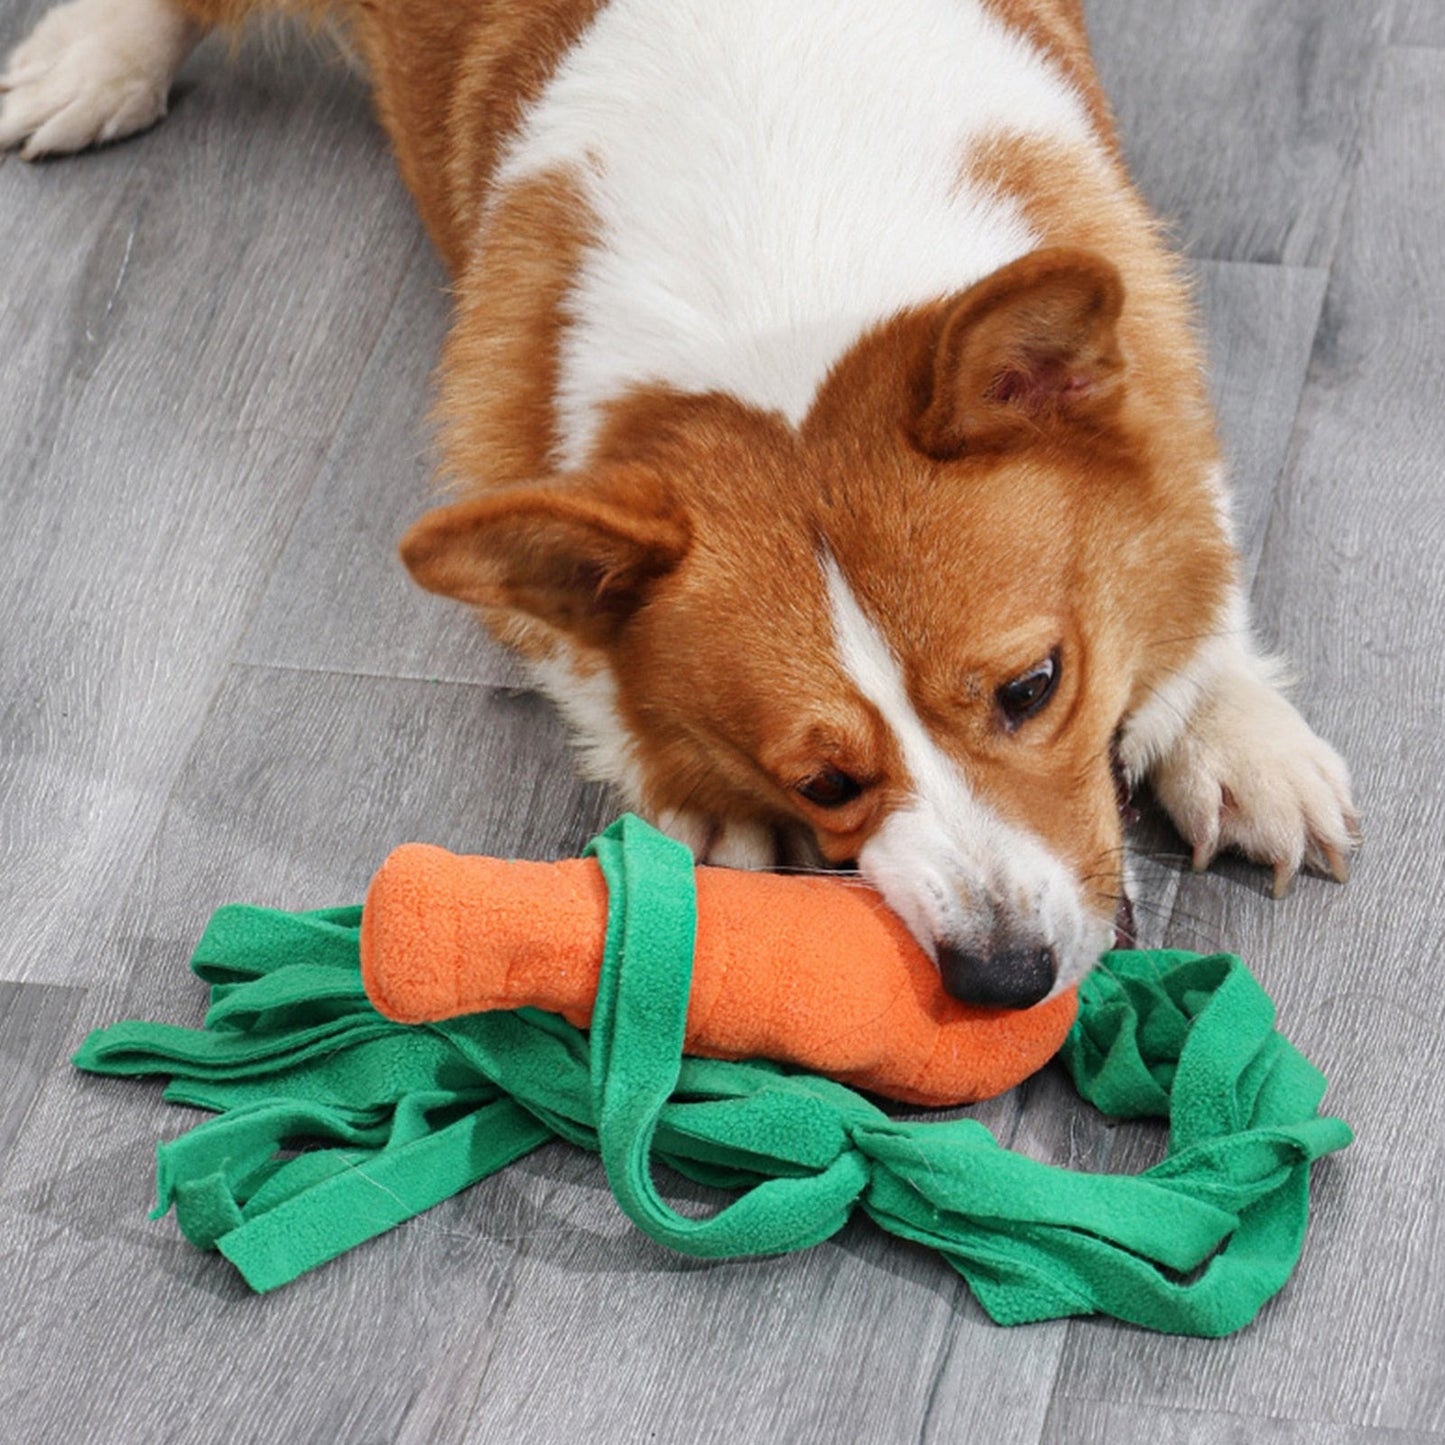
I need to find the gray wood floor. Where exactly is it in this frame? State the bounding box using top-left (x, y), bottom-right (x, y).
top-left (1, 3), bottom-right (1441, 1441)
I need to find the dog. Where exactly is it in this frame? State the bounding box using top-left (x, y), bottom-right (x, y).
top-left (1, 0), bottom-right (1358, 1009)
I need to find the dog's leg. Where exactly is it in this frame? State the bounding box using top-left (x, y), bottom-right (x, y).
top-left (1119, 612), bottom-right (1358, 897)
top-left (0, 0), bottom-right (207, 159)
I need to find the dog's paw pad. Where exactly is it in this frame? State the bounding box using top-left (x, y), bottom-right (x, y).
top-left (1152, 682), bottom-right (1358, 897)
top-left (0, 0), bottom-right (198, 158)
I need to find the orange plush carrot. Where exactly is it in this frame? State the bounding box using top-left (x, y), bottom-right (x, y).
top-left (359, 838), bottom-right (1077, 1108)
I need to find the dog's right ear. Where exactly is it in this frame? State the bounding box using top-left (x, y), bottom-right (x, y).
top-left (399, 472), bottom-right (690, 646)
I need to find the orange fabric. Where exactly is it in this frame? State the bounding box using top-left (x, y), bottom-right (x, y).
top-left (359, 843), bottom-right (1077, 1106)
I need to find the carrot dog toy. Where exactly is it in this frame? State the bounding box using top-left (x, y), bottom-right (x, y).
top-left (359, 834), bottom-right (1077, 1108)
top-left (74, 815), bottom-right (1353, 1335)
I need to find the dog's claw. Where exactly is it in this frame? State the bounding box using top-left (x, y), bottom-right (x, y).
top-left (1322, 842), bottom-right (1351, 886)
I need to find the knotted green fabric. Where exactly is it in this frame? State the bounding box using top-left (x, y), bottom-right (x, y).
top-left (73, 815), bottom-right (1352, 1335)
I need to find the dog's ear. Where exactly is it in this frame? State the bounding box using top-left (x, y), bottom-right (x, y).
top-left (400, 471), bottom-right (690, 645)
top-left (913, 247), bottom-right (1126, 458)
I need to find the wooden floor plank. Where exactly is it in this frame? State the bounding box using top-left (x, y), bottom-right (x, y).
top-left (237, 244), bottom-right (525, 687)
top-left (1393, 3), bottom-right (1445, 46)
top-left (0, 983), bottom-right (84, 1164)
top-left (442, 1192), bottom-right (1011, 1445)
top-left (100, 665), bottom-right (613, 1006)
top-left (1045, 1399), bottom-right (1441, 1445)
top-left (1194, 263), bottom-right (1328, 582)
top-left (0, 31), bottom-right (420, 986)
top-left (1054, 46), bottom-right (1445, 1437)
top-left (1083, 0), bottom-right (1391, 265)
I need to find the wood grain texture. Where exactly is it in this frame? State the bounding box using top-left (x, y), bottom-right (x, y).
top-left (1054, 46), bottom-right (1445, 1438)
top-left (1081, 0), bottom-right (1391, 265)
top-left (1393, 2), bottom-right (1445, 46)
top-left (1046, 1400), bottom-right (1442, 1445)
top-left (237, 244), bottom-right (527, 688)
top-left (430, 1184), bottom-right (1033, 1445)
top-left (106, 664), bottom-right (614, 1005)
top-left (0, 983), bottom-right (83, 1162)
top-left (1194, 262), bottom-right (1329, 582)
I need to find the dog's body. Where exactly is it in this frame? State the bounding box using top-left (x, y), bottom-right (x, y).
top-left (1, 0), bottom-right (1357, 1007)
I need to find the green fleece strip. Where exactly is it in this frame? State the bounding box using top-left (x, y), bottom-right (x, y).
top-left (72, 814), bottom-right (1352, 1336)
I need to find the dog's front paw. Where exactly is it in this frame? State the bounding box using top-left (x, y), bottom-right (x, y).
top-left (0, 0), bottom-right (200, 159)
top-left (1150, 673), bottom-right (1358, 897)
top-left (652, 807), bottom-right (800, 870)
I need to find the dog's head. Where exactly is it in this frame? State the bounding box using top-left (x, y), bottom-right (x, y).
top-left (403, 249), bottom-right (1233, 1006)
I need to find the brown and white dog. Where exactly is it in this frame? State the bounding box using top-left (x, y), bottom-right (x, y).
top-left (1, 0), bottom-right (1358, 1008)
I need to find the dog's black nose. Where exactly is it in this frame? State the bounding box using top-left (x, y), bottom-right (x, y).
top-left (937, 943), bottom-right (1057, 1009)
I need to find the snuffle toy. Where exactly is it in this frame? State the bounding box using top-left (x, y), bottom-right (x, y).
top-left (75, 815), bottom-right (1352, 1336)
top-left (359, 830), bottom-right (1079, 1107)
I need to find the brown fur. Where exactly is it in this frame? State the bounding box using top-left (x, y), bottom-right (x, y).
top-left (433, 174), bottom-right (596, 494)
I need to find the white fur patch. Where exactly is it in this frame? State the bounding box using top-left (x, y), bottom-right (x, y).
top-left (497, 0), bottom-right (1094, 466)
top-left (825, 558), bottom-right (1110, 994)
top-left (524, 648), bottom-right (647, 802)
top-left (1201, 460), bottom-right (1237, 546)
top-left (1115, 584), bottom-right (1265, 785)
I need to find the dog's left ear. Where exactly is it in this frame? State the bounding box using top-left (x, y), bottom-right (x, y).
top-left (399, 470), bottom-right (690, 646)
top-left (913, 247), bottom-right (1126, 458)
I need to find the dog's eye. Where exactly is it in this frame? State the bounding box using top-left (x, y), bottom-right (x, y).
top-left (796, 767), bottom-right (863, 808)
top-left (996, 653), bottom-right (1059, 728)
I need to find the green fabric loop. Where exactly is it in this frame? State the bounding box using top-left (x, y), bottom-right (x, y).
top-left (584, 816), bottom-right (872, 1256)
top-left (72, 814), bottom-right (1352, 1336)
